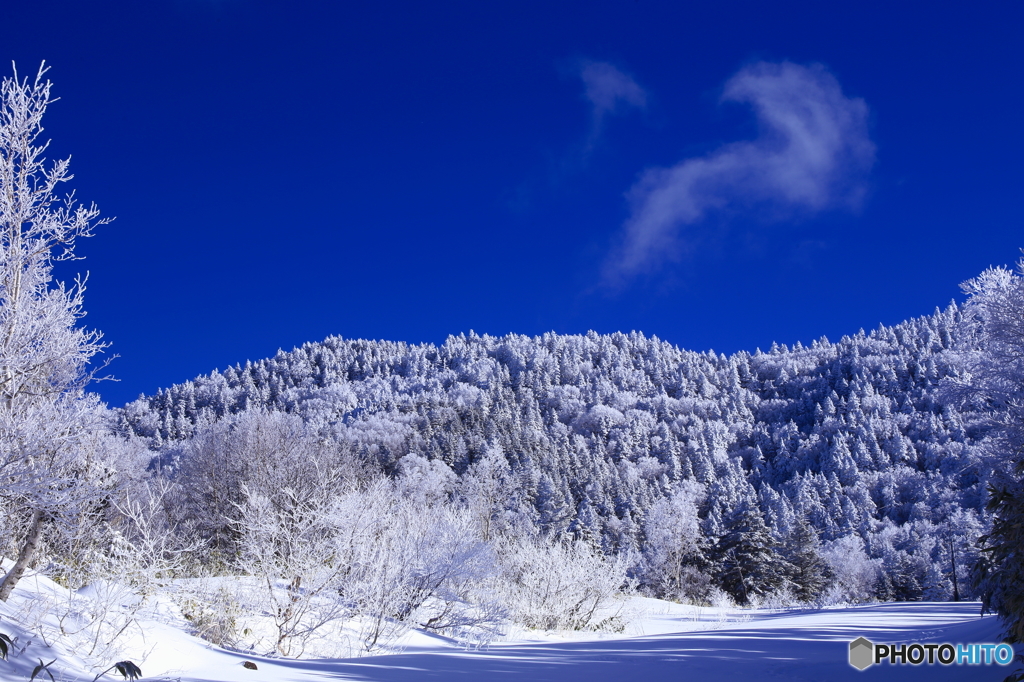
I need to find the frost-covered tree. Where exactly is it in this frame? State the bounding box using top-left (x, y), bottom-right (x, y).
top-left (0, 64), bottom-right (110, 601)
top-left (710, 501), bottom-right (785, 604)
top-left (637, 481), bottom-right (705, 600)
top-left (780, 516), bottom-right (828, 602)
top-left (956, 261), bottom-right (1024, 640)
top-left (819, 535), bottom-right (879, 603)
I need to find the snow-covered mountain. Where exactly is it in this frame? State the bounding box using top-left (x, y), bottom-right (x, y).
top-left (117, 302), bottom-right (988, 603)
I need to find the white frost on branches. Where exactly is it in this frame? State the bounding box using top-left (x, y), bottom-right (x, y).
top-left (0, 62), bottom-right (112, 602)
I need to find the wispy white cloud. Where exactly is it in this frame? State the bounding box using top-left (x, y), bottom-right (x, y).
top-left (578, 61), bottom-right (646, 141)
top-left (607, 61), bottom-right (875, 280)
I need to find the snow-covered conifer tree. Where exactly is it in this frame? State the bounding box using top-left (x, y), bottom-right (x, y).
top-left (780, 516), bottom-right (828, 602)
top-left (710, 500), bottom-right (785, 604)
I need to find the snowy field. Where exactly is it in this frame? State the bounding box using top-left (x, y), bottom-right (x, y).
top-left (0, 568), bottom-right (1009, 682)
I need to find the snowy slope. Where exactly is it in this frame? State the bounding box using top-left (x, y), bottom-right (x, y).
top-left (207, 602), bottom-right (1003, 682)
top-left (0, 568), bottom-right (1009, 682)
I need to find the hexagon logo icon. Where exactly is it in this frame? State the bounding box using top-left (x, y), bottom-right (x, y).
top-left (849, 637), bottom-right (874, 670)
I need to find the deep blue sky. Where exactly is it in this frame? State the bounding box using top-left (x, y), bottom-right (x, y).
top-left (6, 1), bottom-right (1023, 406)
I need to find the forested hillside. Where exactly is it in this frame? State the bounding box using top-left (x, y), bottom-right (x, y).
top-left (117, 302), bottom-right (990, 604)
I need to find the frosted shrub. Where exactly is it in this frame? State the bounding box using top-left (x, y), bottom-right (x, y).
top-left (108, 479), bottom-right (193, 595)
top-left (339, 485), bottom-right (499, 652)
top-left (175, 582), bottom-right (243, 648)
top-left (232, 484), bottom-right (356, 657)
top-left (673, 565), bottom-right (716, 605)
top-left (706, 586), bottom-right (735, 609)
top-left (169, 410), bottom-right (369, 568)
top-left (18, 478), bottom-right (191, 671)
top-left (231, 476), bottom-right (501, 656)
top-left (748, 585), bottom-right (798, 612)
top-left (495, 535), bottom-right (627, 631)
top-left (819, 535), bottom-right (880, 604)
top-left (7, 567), bottom-right (147, 674)
top-left (58, 579), bottom-right (143, 662)
top-left (389, 506), bottom-right (498, 633)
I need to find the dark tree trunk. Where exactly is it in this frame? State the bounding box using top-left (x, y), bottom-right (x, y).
top-left (949, 539), bottom-right (961, 602)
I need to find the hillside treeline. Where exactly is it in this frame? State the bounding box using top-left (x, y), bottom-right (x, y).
top-left (118, 302), bottom-right (990, 606)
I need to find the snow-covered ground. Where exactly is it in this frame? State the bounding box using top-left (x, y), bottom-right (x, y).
top-left (0, 568), bottom-right (1009, 682)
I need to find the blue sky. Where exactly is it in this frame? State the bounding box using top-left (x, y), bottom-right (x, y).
top-left (7, 1), bottom-right (1023, 406)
